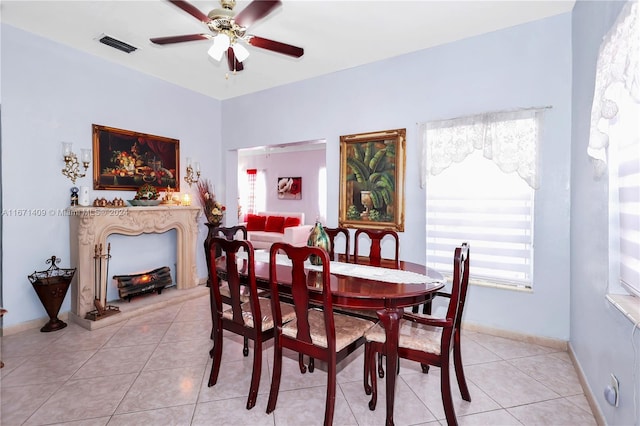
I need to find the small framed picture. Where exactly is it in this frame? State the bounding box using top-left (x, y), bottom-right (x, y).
top-left (277, 177), bottom-right (302, 200)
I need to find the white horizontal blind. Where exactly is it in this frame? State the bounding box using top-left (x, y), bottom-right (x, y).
top-left (427, 203), bottom-right (533, 286)
top-left (617, 122), bottom-right (640, 297)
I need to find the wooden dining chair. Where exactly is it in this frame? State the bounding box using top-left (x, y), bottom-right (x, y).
top-left (208, 237), bottom-right (296, 410)
top-left (353, 228), bottom-right (399, 265)
top-left (323, 226), bottom-right (351, 261)
top-left (214, 224), bottom-right (247, 240)
top-left (363, 243), bottom-right (471, 426)
top-left (353, 228), bottom-right (401, 376)
top-left (266, 243), bottom-right (375, 425)
top-left (204, 224), bottom-right (248, 264)
top-left (204, 225), bottom-right (254, 355)
top-left (204, 225), bottom-right (248, 284)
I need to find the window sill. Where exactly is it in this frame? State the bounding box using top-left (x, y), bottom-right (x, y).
top-left (440, 275), bottom-right (532, 293)
top-left (470, 278), bottom-right (533, 293)
top-left (606, 294), bottom-right (640, 325)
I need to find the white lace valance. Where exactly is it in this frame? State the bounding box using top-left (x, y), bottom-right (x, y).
top-left (588, 0), bottom-right (639, 176)
top-left (419, 108), bottom-right (545, 189)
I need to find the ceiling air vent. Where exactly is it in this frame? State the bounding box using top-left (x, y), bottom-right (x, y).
top-left (98, 35), bottom-right (137, 54)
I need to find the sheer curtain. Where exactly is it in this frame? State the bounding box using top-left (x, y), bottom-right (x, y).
top-left (420, 108), bottom-right (544, 190)
top-left (588, 0), bottom-right (639, 177)
top-left (588, 0), bottom-right (640, 297)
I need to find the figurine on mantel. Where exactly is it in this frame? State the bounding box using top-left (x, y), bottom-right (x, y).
top-left (161, 185), bottom-right (181, 205)
top-left (70, 187), bottom-right (79, 206)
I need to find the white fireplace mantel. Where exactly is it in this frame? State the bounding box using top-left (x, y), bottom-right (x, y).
top-left (68, 206), bottom-right (201, 329)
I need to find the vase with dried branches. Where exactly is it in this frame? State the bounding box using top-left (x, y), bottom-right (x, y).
top-left (197, 180), bottom-right (226, 226)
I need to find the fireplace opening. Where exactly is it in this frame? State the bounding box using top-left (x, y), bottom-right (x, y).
top-left (105, 231), bottom-right (177, 303)
top-left (113, 266), bottom-right (175, 301)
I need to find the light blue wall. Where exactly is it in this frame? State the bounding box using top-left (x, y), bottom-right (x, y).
top-left (1, 24), bottom-right (222, 327)
top-left (571, 1), bottom-right (639, 425)
top-left (221, 14), bottom-right (573, 340)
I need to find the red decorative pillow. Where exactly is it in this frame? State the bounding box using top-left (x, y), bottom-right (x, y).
top-left (265, 216), bottom-right (285, 233)
top-left (282, 216), bottom-right (301, 231)
top-left (246, 214), bottom-right (266, 231)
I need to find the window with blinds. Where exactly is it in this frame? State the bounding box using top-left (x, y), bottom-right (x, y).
top-left (618, 143), bottom-right (640, 297)
top-left (426, 150), bottom-right (534, 288)
top-left (612, 93), bottom-right (640, 298)
top-left (586, 0), bottom-right (638, 300)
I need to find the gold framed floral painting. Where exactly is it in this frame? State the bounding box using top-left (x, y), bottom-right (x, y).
top-left (92, 124), bottom-right (179, 191)
top-left (339, 128), bottom-right (406, 231)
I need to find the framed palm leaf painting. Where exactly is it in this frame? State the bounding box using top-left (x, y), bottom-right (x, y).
top-left (339, 128), bottom-right (406, 231)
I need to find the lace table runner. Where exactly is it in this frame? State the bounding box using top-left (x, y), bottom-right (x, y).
top-left (237, 250), bottom-right (442, 285)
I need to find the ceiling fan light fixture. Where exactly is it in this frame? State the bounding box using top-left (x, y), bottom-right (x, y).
top-left (208, 33), bottom-right (230, 61)
top-left (234, 43), bottom-right (250, 62)
top-left (153, 0), bottom-right (303, 72)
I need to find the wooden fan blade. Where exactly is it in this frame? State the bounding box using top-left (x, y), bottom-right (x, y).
top-left (168, 0), bottom-right (210, 23)
top-left (227, 47), bottom-right (244, 72)
top-left (234, 0), bottom-right (281, 28)
top-left (247, 36), bottom-right (303, 58)
top-left (150, 34), bottom-right (213, 45)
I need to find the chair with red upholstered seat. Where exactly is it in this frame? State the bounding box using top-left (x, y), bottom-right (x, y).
top-left (266, 243), bottom-right (374, 425)
top-left (363, 242), bottom-right (471, 426)
top-left (207, 237), bottom-right (296, 410)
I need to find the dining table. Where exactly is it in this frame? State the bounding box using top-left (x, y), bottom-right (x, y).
top-left (215, 250), bottom-right (445, 426)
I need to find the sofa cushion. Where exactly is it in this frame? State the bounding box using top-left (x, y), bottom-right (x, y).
top-left (256, 212), bottom-right (304, 224)
top-left (283, 216), bottom-right (301, 230)
top-left (265, 216), bottom-right (285, 233)
top-left (246, 214), bottom-right (266, 231)
top-left (248, 231), bottom-right (286, 244)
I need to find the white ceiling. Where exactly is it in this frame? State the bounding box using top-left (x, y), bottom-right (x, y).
top-left (2, 0), bottom-right (575, 100)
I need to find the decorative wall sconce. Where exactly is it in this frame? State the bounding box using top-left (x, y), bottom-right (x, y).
top-left (184, 157), bottom-right (200, 186)
top-left (61, 142), bottom-right (91, 184)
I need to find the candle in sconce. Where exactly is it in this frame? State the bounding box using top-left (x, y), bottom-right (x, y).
top-left (62, 142), bottom-right (73, 157)
top-left (81, 149), bottom-right (91, 163)
top-left (195, 162), bottom-right (200, 173)
top-left (186, 157), bottom-right (192, 168)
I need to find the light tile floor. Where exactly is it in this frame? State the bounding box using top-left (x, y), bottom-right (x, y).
top-left (1, 294), bottom-right (596, 425)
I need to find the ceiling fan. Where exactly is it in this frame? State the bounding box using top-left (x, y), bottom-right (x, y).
top-left (150, 0), bottom-right (304, 73)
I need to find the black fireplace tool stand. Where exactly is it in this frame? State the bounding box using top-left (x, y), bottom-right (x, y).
top-left (85, 243), bottom-right (120, 321)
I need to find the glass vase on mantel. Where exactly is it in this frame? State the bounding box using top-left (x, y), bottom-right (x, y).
top-left (307, 221), bottom-right (331, 265)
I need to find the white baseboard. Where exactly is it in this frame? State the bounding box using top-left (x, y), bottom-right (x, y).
top-left (462, 321), bottom-right (568, 350)
top-left (2, 312), bottom-right (70, 336)
top-left (568, 342), bottom-right (606, 426)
